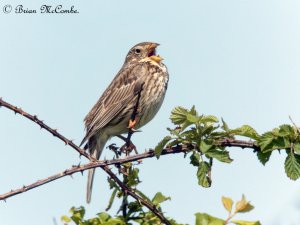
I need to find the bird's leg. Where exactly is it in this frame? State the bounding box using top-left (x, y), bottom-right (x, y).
top-left (127, 119), bottom-right (137, 131)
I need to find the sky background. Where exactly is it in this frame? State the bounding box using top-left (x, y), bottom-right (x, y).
top-left (1, 0), bottom-right (300, 224)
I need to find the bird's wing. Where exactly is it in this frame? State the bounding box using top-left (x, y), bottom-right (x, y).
top-left (80, 63), bottom-right (146, 146)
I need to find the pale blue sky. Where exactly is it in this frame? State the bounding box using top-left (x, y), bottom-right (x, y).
top-left (1, 1), bottom-right (300, 224)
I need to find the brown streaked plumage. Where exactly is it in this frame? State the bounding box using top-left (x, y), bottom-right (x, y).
top-left (80, 42), bottom-right (169, 203)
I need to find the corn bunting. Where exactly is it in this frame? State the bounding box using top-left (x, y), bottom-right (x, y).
top-left (80, 42), bottom-right (169, 203)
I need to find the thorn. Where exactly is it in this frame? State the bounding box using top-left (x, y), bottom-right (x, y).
top-left (3, 199), bottom-right (6, 203)
top-left (23, 185), bottom-right (26, 189)
top-left (69, 174), bottom-right (73, 179)
top-left (80, 170), bottom-right (84, 176)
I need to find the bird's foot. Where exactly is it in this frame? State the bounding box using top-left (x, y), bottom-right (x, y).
top-left (120, 141), bottom-right (138, 156)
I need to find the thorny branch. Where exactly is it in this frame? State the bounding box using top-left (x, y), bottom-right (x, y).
top-left (0, 98), bottom-right (260, 224)
top-left (0, 98), bottom-right (95, 161)
top-left (0, 98), bottom-right (172, 225)
top-left (0, 140), bottom-right (257, 201)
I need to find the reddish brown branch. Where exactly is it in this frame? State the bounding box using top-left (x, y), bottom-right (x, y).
top-left (0, 98), bottom-right (95, 161)
top-left (0, 140), bottom-right (259, 201)
top-left (0, 98), bottom-right (172, 225)
top-left (0, 98), bottom-right (259, 225)
top-left (102, 166), bottom-right (171, 225)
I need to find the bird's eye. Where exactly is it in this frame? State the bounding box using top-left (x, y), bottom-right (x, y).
top-left (135, 48), bottom-right (141, 54)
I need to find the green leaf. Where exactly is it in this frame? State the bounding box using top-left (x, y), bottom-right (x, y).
top-left (221, 118), bottom-right (230, 132)
top-left (257, 151), bottom-right (272, 166)
top-left (256, 151), bottom-right (272, 165)
top-left (197, 162), bottom-right (211, 188)
top-left (258, 132), bottom-right (274, 151)
top-left (200, 140), bottom-right (213, 153)
top-left (294, 142), bottom-right (300, 155)
top-left (105, 218), bottom-right (126, 225)
top-left (135, 189), bottom-right (152, 202)
top-left (195, 213), bottom-right (225, 225)
top-left (61, 215), bottom-right (71, 223)
top-left (201, 115), bottom-right (219, 123)
top-left (231, 220), bottom-right (261, 225)
top-left (70, 207), bottom-right (85, 224)
top-left (221, 196), bottom-right (233, 214)
top-left (190, 151), bottom-right (201, 166)
top-left (278, 124), bottom-right (295, 137)
top-left (170, 107), bottom-right (189, 125)
top-left (285, 152), bottom-right (300, 180)
top-left (231, 125), bottom-right (260, 140)
top-left (155, 136), bottom-right (172, 158)
top-left (258, 132), bottom-right (291, 152)
top-left (205, 149), bottom-right (233, 163)
top-left (152, 192), bottom-right (171, 206)
top-left (235, 195), bottom-right (254, 213)
top-left (98, 212), bottom-right (111, 222)
top-left (105, 188), bottom-right (117, 211)
top-left (186, 113), bottom-right (200, 123)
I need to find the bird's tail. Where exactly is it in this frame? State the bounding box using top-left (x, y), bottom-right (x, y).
top-left (86, 137), bottom-right (108, 203)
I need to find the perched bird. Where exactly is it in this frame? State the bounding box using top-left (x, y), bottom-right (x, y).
top-left (80, 42), bottom-right (169, 203)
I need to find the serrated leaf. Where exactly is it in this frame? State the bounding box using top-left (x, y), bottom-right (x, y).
top-left (70, 206), bottom-right (85, 224)
top-left (222, 196), bottom-right (233, 213)
top-left (278, 124), bottom-right (295, 137)
top-left (170, 107), bottom-right (189, 125)
top-left (105, 218), bottom-right (126, 225)
top-left (272, 137), bottom-right (290, 150)
top-left (197, 162), bottom-right (211, 188)
top-left (98, 212), bottom-right (111, 222)
top-left (61, 215), bottom-right (71, 223)
top-left (106, 188), bottom-right (117, 211)
top-left (202, 125), bottom-right (219, 136)
top-left (285, 152), bottom-right (300, 180)
top-left (256, 151), bottom-right (272, 165)
top-left (235, 195), bottom-right (254, 213)
top-left (231, 125), bottom-right (260, 140)
top-left (231, 220), bottom-right (261, 225)
top-left (155, 136), bottom-right (172, 158)
top-left (221, 118), bottom-right (230, 132)
top-left (201, 115), bottom-right (219, 123)
top-left (205, 149), bottom-right (233, 163)
top-left (258, 132), bottom-right (274, 151)
top-left (190, 151), bottom-right (201, 166)
top-left (186, 113), bottom-right (200, 123)
top-left (200, 140), bottom-right (213, 153)
top-left (195, 213), bottom-right (225, 225)
top-left (294, 142), bottom-right (300, 155)
top-left (258, 133), bottom-right (291, 152)
top-left (152, 192), bottom-right (171, 206)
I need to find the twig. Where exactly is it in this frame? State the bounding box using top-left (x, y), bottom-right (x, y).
top-left (0, 141), bottom-right (258, 201)
top-left (0, 98), bottom-right (95, 161)
top-left (102, 166), bottom-right (171, 225)
top-left (289, 115), bottom-right (300, 135)
top-left (0, 98), bottom-right (171, 225)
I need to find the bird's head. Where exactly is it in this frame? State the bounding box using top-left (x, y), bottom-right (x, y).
top-left (125, 42), bottom-right (163, 64)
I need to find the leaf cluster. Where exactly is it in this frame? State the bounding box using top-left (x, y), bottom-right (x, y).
top-left (155, 106), bottom-right (300, 186)
top-left (195, 195), bottom-right (260, 225)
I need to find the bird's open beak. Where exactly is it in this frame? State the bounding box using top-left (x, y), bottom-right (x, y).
top-left (148, 43), bottom-right (163, 63)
